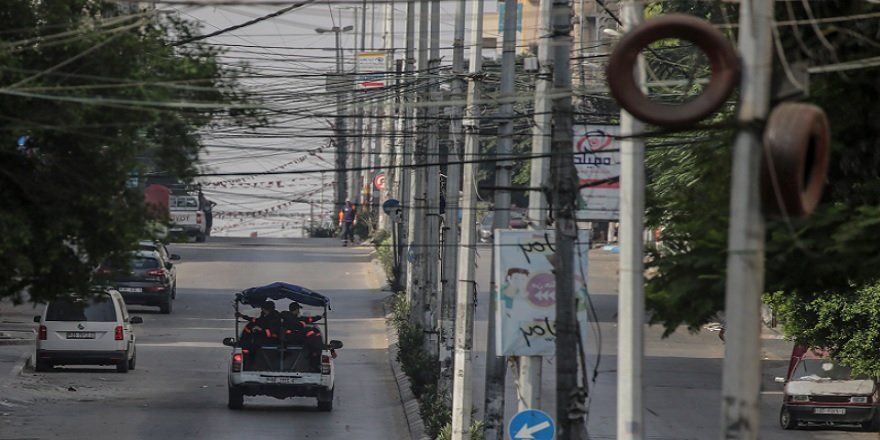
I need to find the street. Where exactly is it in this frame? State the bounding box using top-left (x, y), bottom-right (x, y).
top-left (1, 238), bottom-right (407, 440)
top-left (0, 237), bottom-right (875, 439)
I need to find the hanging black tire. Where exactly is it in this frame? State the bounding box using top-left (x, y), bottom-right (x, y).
top-left (606, 14), bottom-right (740, 128)
top-left (228, 387), bottom-right (244, 410)
top-left (779, 406), bottom-right (797, 430)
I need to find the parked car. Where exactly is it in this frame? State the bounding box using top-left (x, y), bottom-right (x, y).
top-left (778, 346), bottom-right (880, 431)
top-left (137, 240), bottom-right (180, 299)
top-left (33, 289), bottom-right (142, 373)
top-left (478, 210), bottom-right (528, 243)
top-left (96, 250), bottom-right (175, 314)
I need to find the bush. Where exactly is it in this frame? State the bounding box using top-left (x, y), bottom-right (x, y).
top-left (389, 292), bottom-right (451, 439)
top-left (375, 233), bottom-right (396, 287)
top-left (436, 420), bottom-right (485, 440)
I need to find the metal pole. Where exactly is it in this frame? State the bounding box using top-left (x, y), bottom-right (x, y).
top-left (520, 0), bottom-right (555, 412)
top-left (451, 1), bottom-right (484, 437)
top-left (549, 0), bottom-right (587, 437)
top-left (721, 0), bottom-right (773, 438)
top-left (484, 0), bottom-right (516, 437)
top-left (617, 0), bottom-right (646, 438)
top-left (440, 0), bottom-right (467, 399)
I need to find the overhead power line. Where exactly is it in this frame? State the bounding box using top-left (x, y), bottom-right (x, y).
top-left (170, 0), bottom-right (316, 46)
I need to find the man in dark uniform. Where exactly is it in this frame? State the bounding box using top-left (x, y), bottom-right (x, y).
top-left (280, 302), bottom-right (326, 371)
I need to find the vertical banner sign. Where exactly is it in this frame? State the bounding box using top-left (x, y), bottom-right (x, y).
top-left (574, 124), bottom-right (621, 220)
top-left (495, 229), bottom-right (591, 356)
top-left (357, 52), bottom-right (387, 89)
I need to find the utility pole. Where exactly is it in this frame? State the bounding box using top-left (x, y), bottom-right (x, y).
top-left (439, 0), bottom-right (467, 399)
top-left (406, 0), bottom-right (430, 328)
top-left (451, 0), bottom-right (484, 437)
top-left (520, 0), bottom-right (555, 412)
top-left (617, 1), bottom-right (646, 439)
top-left (721, 0), bottom-right (773, 438)
top-left (378, 0), bottom-right (395, 232)
top-left (316, 25), bottom-right (353, 211)
top-left (401, 0), bottom-right (416, 297)
top-left (483, 0), bottom-right (516, 438)
top-left (424, 0), bottom-right (442, 339)
top-left (549, 0), bottom-right (587, 437)
top-left (350, 6), bottom-right (365, 206)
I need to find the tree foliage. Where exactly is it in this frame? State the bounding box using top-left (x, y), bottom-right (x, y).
top-left (0, 1), bottom-right (261, 303)
top-left (642, 0), bottom-right (880, 372)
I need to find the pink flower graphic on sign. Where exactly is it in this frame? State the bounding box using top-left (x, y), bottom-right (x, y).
top-left (527, 273), bottom-right (556, 307)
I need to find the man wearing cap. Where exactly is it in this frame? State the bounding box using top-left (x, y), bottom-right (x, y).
top-left (338, 199), bottom-right (357, 246)
top-left (281, 302), bottom-right (327, 371)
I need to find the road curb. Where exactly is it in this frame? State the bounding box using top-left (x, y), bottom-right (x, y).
top-left (382, 295), bottom-right (430, 440)
top-left (8, 352), bottom-right (31, 377)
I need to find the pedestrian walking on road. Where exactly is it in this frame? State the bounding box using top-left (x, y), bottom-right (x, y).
top-left (338, 200), bottom-right (357, 246)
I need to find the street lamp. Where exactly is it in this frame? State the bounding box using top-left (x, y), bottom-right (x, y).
top-left (315, 25), bottom-right (354, 213)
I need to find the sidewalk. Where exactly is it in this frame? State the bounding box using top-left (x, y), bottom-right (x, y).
top-left (0, 298), bottom-right (38, 411)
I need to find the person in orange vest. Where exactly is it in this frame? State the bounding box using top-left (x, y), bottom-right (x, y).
top-left (338, 199), bottom-right (357, 246)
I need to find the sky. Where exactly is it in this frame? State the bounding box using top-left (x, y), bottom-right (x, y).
top-left (168, 1), bottom-right (500, 238)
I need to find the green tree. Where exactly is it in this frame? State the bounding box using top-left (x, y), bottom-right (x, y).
top-left (642, 0), bottom-right (880, 372)
top-left (0, 1), bottom-right (261, 303)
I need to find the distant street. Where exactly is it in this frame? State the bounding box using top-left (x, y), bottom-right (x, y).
top-left (2, 238), bottom-right (407, 440)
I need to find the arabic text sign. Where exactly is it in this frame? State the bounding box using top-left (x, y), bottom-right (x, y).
top-left (495, 229), bottom-right (590, 356)
top-left (574, 124), bottom-right (620, 221)
top-left (356, 52), bottom-right (386, 89)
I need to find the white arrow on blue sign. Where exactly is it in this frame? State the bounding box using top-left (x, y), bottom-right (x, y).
top-left (508, 409), bottom-right (555, 440)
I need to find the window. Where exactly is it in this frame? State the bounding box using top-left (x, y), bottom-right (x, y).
top-left (46, 297), bottom-right (118, 322)
top-left (793, 359), bottom-right (868, 381)
top-left (132, 257), bottom-right (160, 269)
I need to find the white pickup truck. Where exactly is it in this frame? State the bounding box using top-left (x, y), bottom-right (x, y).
top-left (168, 194), bottom-right (206, 242)
top-left (223, 282), bottom-right (342, 411)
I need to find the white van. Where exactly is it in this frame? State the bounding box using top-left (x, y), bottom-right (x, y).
top-left (34, 289), bottom-right (142, 373)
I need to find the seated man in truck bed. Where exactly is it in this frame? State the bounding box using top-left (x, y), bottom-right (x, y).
top-left (281, 302), bottom-right (324, 371)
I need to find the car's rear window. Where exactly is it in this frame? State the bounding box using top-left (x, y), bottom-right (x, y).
top-left (46, 297), bottom-right (118, 322)
top-left (132, 257), bottom-right (159, 269)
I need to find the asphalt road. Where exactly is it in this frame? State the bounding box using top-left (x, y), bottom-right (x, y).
top-left (1, 237), bottom-right (407, 440)
top-left (1, 237), bottom-right (875, 440)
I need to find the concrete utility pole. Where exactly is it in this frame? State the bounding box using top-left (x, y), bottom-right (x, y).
top-left (378, 0), bottom-right (395, 232)
top-left (439, 0), bottom-right (467, 399)
top-left (483, 0), bottom-right (516, 437)
top-left (405, 0), bottom-right (430, 328)
top-left (400, 0), bottom-right (416, 294)
top-left (451, 0), bottom-right (484, 437)
top-left (721, 0), bottom-right (773, 438)
top-left (424, 0), bottom-right (442, 345)
top-left (351, 6), bottom-right (365, 206)
top-left (520, 0), bottom-right (555, 412)
top-left (549, 0), bottom-right (587, 437)
top-left (315, 24), bottom-right (353, 211)
top-left (617, 1), bottom-right (646, 439)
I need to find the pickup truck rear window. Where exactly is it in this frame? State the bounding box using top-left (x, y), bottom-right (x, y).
top-left (170, 196), bottom-right (198, 209)
top-left (46, 298), bottom-right (117, 322)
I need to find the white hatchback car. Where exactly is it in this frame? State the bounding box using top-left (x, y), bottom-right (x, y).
top-left (34, 289), bottom-right (142, 373)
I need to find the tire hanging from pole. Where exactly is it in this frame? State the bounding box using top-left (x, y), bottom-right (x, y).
top-left (606, 14), bottom-right (741, 129)
top-left (760, 103), bottom-right (831, 218)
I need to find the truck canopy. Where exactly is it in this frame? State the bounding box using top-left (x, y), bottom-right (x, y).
top-left (236, 282), bottom-right (329, 308)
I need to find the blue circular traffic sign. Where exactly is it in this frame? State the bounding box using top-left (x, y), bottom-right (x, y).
top-left (508, 409), bottom-right (555, 440)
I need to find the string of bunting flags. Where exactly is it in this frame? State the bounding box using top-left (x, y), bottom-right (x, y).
top-left (201, 145), bottom-right (327, 186)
